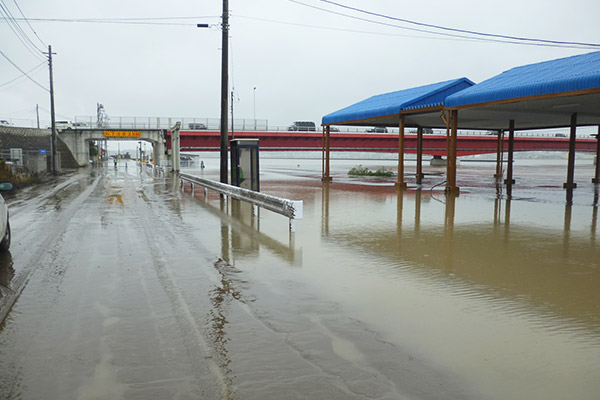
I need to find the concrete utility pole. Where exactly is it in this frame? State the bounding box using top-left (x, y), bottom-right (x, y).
top-left (231, 90), bottom-right (235, 140)
top-left (171, 122), bottom-right (181, 173)
top-left (47, 45), bottom-right (57, 175)
top-left (219, 0), bottom-right (229, 184)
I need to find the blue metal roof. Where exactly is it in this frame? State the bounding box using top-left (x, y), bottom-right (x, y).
top-left (446, 51), bottom-right (600, 108)
top-left (322, 78), bottom-right (474, 125)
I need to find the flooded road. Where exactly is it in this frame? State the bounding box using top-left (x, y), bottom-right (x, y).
top-left (1, 156), bottom-right (599, 399)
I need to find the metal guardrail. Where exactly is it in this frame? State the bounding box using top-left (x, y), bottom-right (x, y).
top-left (179, 172), bottom-right (303, 232)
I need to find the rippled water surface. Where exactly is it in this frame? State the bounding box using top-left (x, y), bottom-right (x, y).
top-left (192, 155), bottom-right (600, 399)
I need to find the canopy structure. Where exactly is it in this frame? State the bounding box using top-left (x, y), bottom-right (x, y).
top-left (320, 78), bottom-right (474, 188)
top-left (445, 51), bottom-right (600, 130)
top-left (443, 51), bottom-right (600, 194)
top-left (322, 78), bottom-right (474, 128)
top-left (320, 51), bottom-right (600, 195)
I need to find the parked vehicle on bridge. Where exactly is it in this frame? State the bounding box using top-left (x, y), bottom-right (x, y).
top-left (366, 127), bottom-right (388, 133)
top-left (188, 123), bottom-right (207, 130)
top-left (72, 122), bottom-right (88, 129)
top-left (56, 121), bottom-right (73, 130)
top-left (288, 121), bottom-right (316, 131)
top-left (0, 182), bottom-right (13, 252)
top-left (47, 121), bottom-right (73, 130)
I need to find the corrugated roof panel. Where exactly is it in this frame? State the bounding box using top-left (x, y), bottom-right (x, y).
top-left (322, 78), bottom-right (473, 125)
top-left (446, 51), bottom-right (600, 108)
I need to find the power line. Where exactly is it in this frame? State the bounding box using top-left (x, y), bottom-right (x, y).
top-left (0, 49), bottom-right (49, 92)
top-left (11, 0), bottom-right (47, 47)
top-left (4, 15), bottom-right (219, 27)
top-left (313, 0), bottom-right (600, 48)
top-left (235, 14), bottom-right (598, 50)
top-left (0, 59), bottom-right (45, 88)
top-left (0, 0), bottom-right (46, 59)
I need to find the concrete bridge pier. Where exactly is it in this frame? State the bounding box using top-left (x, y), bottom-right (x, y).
top-left (59, 129), bottom-right (167, 167)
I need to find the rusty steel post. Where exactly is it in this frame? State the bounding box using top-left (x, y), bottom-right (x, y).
top-left (416, 127), bottom-right (423, 185)
top-left (321, 125), bottom-right (325, 179)
top-left (505, 120), bottom-right (516, 197)
top-left (564, 113), bottom-right (578, 189)
top-left (445, 110), bottom-right (459, 193)
top-left (593, 125), bottom-right (600, 184)
top-left (395, 115), bottom-right (407, 190)
top-left (322, 125), bottom-right (332, 182)
top-left (494, 129), bottom-right (503, 181)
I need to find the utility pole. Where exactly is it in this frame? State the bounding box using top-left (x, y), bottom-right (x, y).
top-left (46, 45), bottom-right (57, 175)
top-left (36, 104), bottom-right (39, 128)
top-left (231, 90), bottom-right (235, 140)
top-left (219, 0), bottom-right (229, 184)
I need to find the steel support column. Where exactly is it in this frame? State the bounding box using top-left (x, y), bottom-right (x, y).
top-left (494, 129), bottom-right (503, 181)
top-left (322, 125), bottom-right (332, 182)
top-left (505, 120), bottom-right (516, 197)
top-left (416, 127), bottom-right (423, 186)
top-left (395, 115), bottom-right (407, 190)
top-left (445, 110), bottom-right (459, 193)
top-left (564, 113), bottom-right (578, 189)
top-left (593, 125), bottom-right (600, 184)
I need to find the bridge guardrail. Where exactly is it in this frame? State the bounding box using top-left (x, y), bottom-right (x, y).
top-left (179, 172), bottom-right (303, 232)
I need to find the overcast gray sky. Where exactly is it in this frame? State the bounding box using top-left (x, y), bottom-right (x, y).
top-left (2, 0), bottom-right (600, 129)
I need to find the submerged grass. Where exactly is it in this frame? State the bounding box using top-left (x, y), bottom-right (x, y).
top-left (348, 164), bottom-right (395, 177)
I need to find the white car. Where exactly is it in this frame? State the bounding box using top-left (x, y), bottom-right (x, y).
top-left (0, 182), bottom-right (12, 252)
top-left (0, 120), bottom-right (11, 126)
top-left (47, 121), bottom-right (73, 130)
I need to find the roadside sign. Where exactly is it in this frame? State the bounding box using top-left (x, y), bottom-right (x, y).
top-left (104, 130), bottom-right (141, 138)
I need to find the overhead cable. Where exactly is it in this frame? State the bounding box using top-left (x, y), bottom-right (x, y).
top-left (11, 0), bottom-right (47, 47)
top-left (0, 49), bottom-right (49, 92)
top-left (6, 15), bottom-right (219, 27)
top-left (0, 0), bottom-right (46, 59)
top-left (0, 59), bottom-right (45, 88)
top-left (314, 0), bottom-right (600, 48)
top-left (237, 13), bottom-right (598, 50)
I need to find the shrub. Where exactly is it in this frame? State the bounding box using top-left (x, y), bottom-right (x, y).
top-left (348, 164), bottom-right (394, 177)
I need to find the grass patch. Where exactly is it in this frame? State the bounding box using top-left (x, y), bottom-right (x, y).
top-left (348, 164), bottom-right (394, 177)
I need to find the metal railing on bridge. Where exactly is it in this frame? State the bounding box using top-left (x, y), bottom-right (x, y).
top-left (4, 116), bottom-right (597, 138)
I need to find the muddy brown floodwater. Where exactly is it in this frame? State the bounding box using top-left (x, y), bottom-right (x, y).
top-left (1, 155), bottom-right (599, 399)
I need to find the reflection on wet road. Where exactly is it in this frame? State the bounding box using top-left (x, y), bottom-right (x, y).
top-left (0, 157), bottom-right (599, 399)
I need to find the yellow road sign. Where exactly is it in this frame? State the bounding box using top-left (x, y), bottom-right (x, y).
top-left (104, 130), bottom-right (141, 138)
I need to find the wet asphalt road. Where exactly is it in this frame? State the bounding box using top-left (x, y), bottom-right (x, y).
top-left (0, 165), bottom-right (229, 398)
top-left (0, 163), bottom-right (460, 400)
